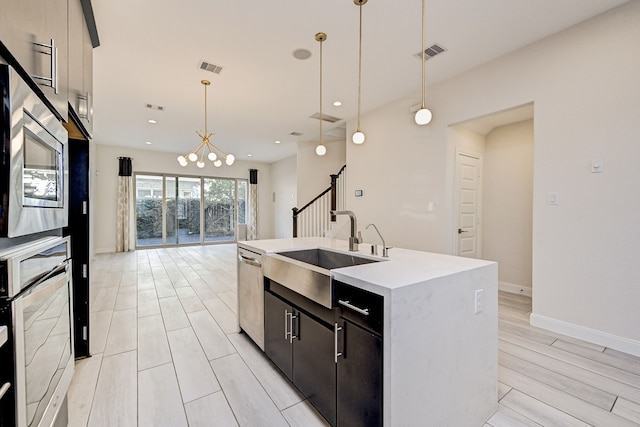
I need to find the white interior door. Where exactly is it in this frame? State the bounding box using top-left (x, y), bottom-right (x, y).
top-left (456, 152), bottom-right (481, 258)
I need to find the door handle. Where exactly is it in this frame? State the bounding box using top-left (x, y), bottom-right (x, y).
top-left (458, 228), bottom-right (468, 234)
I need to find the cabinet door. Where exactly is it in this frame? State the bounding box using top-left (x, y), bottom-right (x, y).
top-left (67, 0), bottom-right (84, 114)
top-left (264, 292), bottom-right (293, 381)
top-left (293, 312), bottom-right (336, 426)
top-left (337, 319), bottom-right (383, 427)
top-left (0, 0), bottom-right (68, 119)
top-left (0, 0), bottom-right (42, 72)
top-left (80, 15), bottom-right (93, 135)
top-left (41, 0), bottom-right (68, 118)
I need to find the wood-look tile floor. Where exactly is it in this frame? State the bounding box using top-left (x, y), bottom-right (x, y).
top-left (67, 245), bottom-right (640, 426)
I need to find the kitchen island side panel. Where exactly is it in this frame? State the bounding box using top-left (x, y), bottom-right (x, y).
top-left (385, 263), bottom-right (498, 427)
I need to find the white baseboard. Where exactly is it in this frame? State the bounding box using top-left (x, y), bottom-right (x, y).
top-left (95, 247), bottom-right (115, 254)
top-left (498, 281), bottom-right (532, 297)
top-left (530, 313), bottom-right (640, 357)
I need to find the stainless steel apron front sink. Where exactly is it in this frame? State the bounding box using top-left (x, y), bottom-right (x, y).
top-left (262, 248), bottom-right (381, 308)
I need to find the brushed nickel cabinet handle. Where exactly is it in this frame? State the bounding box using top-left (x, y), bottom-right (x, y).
top-left (334, 323), bottom-right (343, 363)
top-left (32, 39), bottom-right (58, 93)
top-left (338, 299), bottom-right (369, 316)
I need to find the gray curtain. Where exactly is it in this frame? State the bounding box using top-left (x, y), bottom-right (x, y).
top-left (247, 169), bottom-right (258, 240)
top-left (116, 157), bottom-right (135, 252)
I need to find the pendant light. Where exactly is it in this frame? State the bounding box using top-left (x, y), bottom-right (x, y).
top-left (177, 80), bottom-right (236, 168)
top-left (352, 0), bottom-right (367, 145)
top-left (415, 0), bottom-right (433, 125)
top-left (315, 32), bottom-right (327, 156)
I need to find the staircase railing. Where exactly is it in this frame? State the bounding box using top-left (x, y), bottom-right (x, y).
top-left (292, 165), bottom-right (346, 238)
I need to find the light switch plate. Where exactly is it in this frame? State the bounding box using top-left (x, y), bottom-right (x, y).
top-left (547, 192), bottom-right (559, 205)
top-left (591, 160), bottom-right (604, 173)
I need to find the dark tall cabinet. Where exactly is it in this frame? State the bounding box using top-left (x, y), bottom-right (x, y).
top-left (64, 138), bottom-right (90, 358)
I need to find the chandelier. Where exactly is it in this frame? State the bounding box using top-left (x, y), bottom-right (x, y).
top-left (177, 80), bottom-right (235, 168)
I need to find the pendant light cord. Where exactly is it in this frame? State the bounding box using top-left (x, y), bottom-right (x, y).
top-left (203, 82), bottom-right (208, 136)
top-left (320, 36), bottom-right (323, 145)
top-left (421, 0), bottom-right (425, 109)
top-left (357, 3), bottom-right (363, 132)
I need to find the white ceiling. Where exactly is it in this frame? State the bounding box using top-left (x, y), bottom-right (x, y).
top-left (91, 0), bottom-right (627, 164)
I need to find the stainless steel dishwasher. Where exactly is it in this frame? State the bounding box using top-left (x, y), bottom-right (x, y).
top-left (237, 246), bottom-right (265, 350)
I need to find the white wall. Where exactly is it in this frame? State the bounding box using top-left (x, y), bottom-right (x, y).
top-left (296, 139), bottom-right (346, 206)
top-left (270, 155), bottom-right (297, 238)
top-left (483, 120), bottom-right (533, 291)
top-left (93, 144), bottom-right (272, 253)
top-left (346, 2), bottom-right (640, 353)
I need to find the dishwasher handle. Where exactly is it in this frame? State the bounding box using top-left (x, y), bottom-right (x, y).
top-left (238, 254), bottom-right (261, 268)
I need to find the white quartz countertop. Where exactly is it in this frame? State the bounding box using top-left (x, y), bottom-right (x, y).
top-left (238, 237), bottom-right (495, 295)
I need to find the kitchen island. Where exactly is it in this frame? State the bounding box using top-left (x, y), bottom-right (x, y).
top-left (238, 237), bottom-right (498, 427)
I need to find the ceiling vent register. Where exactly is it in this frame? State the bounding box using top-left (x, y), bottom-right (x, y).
top-left (145, 103), bottom-right (164, 111)
top-left (199, 61), bottom-right (223, 74)
top-left (310, 112), bottom-right (342, 123)
top-left (414, 43), bottom-right (447, 60)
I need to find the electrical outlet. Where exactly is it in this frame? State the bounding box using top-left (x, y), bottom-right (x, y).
top-left (474, 289), bottom-right (484, 314)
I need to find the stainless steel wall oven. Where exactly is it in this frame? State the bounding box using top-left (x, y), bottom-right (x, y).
top-left (0, 64), bottom-right (68, 238)
top-left (0, 236), bottom-right (74, 427)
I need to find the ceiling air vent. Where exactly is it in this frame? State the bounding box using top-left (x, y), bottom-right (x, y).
top-left (199, 60), bottom-right (223, 74)
top-left (290, 131), bottom-right (303, 136)
top-left (310, 112), bottom-right (342, 123)
top-left (414, 43), bottom-right (447, 60)
top-left (145, 103), bottom-right (164, 111)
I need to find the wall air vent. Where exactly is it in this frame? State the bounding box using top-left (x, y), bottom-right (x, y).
top-left (414, 43), bottom-right (447, 60)
top-left (145, 103), bottom-right (164, 111)
top-left (199, 60), bottom-right (223, 74)
top-left (290, 131), bottom-right (303, 136)
top-left (310, 112), bottom-right (342, 123)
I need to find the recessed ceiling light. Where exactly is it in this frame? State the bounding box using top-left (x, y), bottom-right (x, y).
top-left (148, 119), bottom-right (157, 124)
top-left (292, 49), bottom-right (312, 60)
top-left (333, 101), bottom-right (342, 107)
top-left (247, 154), bottom-right (253, 157)
top-left (145, 141), bottom-right (152, 145)
top-left (274, 140), bottom-right (281, 144)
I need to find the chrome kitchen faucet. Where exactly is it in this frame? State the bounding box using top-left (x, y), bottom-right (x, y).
top-left (331, 210), bottom-right (361, 251)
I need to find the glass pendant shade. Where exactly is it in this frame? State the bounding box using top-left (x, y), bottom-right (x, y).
top-left (214, 159), bottom-right (222, 167)
top-left (225, 154), bottom-right (235, 165)
top-left (177, 155), bottom-right (186, 163)
top-left (315, 144), bottom-right (327, 156)
top-left (196, 160), bottom-right (205, 168)
top-left (415, 108), bottom-right (432, 125)
top-left (352, 131), bottom-right (365, 145)
top-left (207, 152), bottom-right (217, 161)
top-left (188, 152), bottom-right (198, 162)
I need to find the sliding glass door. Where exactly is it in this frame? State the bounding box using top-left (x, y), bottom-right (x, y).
top-left (203, 178), bottom-right (235, 242)
top-left (135, 174), bottom-right (247, 248)
top-left (135, 175), bottom-right (164, 247)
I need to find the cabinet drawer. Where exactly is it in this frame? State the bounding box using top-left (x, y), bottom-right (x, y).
top-left (334, 281), bottom-right (383, 335)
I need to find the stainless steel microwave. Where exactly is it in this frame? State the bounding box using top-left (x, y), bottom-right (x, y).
top-left (0, 64), bottom-right (69, 237)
